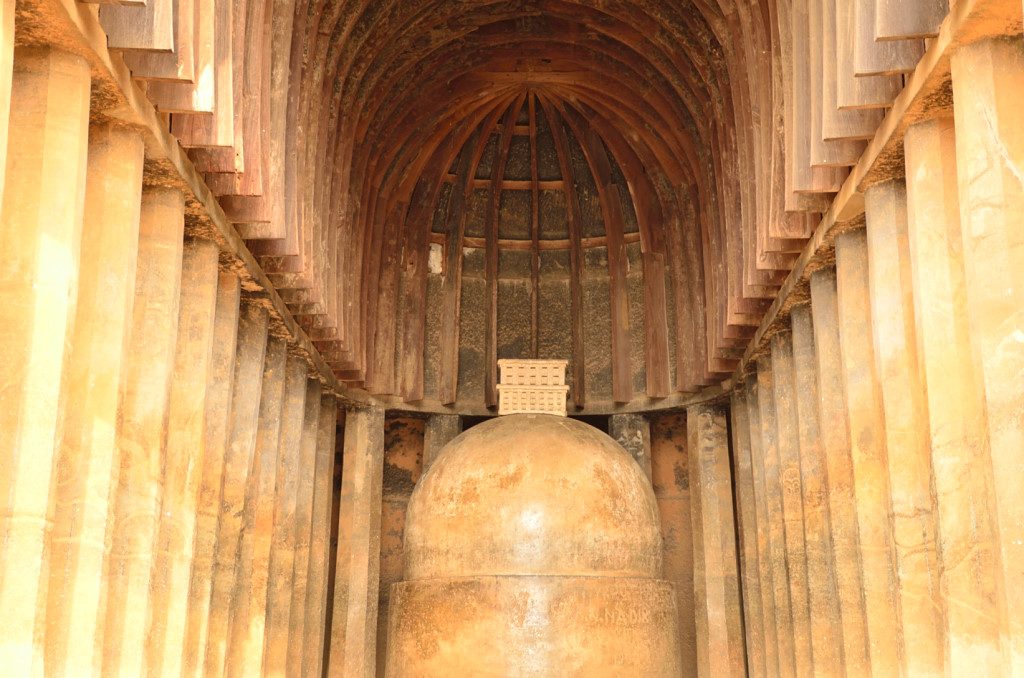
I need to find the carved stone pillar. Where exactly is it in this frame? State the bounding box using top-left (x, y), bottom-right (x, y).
top-left (0, 46), bottom-right (90, 674)
top-left (102, 186), bottom-right (185, 677)
top-left (329, 405), bottom-right (385, 677)
top-left (147, 239), bottom-right (221, 676)
top-left (204, 304), bottom-right (269, 678)
top-left (45, 123), bottom-right (143, 676)
top-left (687, 403), bottom-right (746, 677)
top-left (952, 37), bottom-right (1024, 672)
top-left (904, 116), bottom-right (1004, 673)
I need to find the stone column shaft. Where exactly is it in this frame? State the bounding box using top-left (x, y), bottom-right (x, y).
top-left (102, 186), bottom-right (186, 677)
top-left (769, 334), bottom-right (814, 676)
top-left (788, 305), bottom-right (844, 678)
top-left (182, 273), bottom-right (242, 677)
top-left (743, 381), bottom-right (781, 678)
top-left (651, 412), bottom-right (698, 673)
top-left (0, 46), bottom-right (90, 674)
top-left (952, 36), bottom-right (1024, 672)
top-left (421, 414), bottom-right (462, 471)
top-left (44, 123), bottom-right (143, 676)
top-left (904, 117), bottom-right (1004, 673)
top-left (0, 0), bottom-right (12, 208)
top-left (755, 359), bottom-right (799, 676)
top-left (864, 180), bottom-right (945, 675)
top-left (285, 382), bottom-right (324, 676)
top-left (204, 304), bottom-right (269, 678)
top-left (303, 396), bottom-right (339, 678)
top-left (610, 413), bottom-right (653, 481)
top-left (729, 391), bottom-right (765, 678)
top-left (262, 362), bottom-right (310, 676)
top-left (224, 337), bottom-right (289, 678)
top-left (687, 404), bottom-right (746, 677)
top-left (808, 269), bottom-right (871, 675)
top-left (834, 229), bottom-right (904, 672)
top-left (146, 238), bottom-right (221, 676)
top-left (328, 405), bottom-right (385, 678)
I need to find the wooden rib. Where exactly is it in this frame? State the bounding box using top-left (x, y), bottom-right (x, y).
top-left (398, 97), bottom-right (510, 402)
top-left (365, 200), bottom-right (408, 394)
top-left (538, 94), bottom-right (586, 408)
top-left (557, 100), bottom-right (672, 397)
top-left (553, 100), bottom-right (633, 404)
top-left (484, 94), bottom-right (526, 408)
top-left (529, 93), bottom-right (541, 358)
top-left (436, 102), bottom-right (510, 405)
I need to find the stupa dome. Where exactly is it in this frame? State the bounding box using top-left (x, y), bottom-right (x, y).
top-left (385, 414), bottom-right (681, 676)
top-left (402, 414), bottom-right (663, 580)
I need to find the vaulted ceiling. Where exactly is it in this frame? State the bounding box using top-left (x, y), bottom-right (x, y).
top-left (99, 0), bottom-right (932, 409)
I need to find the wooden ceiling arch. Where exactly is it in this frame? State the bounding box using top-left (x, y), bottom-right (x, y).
top-left (125, 0), bottom-right (940, 409)
top-left (297, 0), bottom-right (779, 402)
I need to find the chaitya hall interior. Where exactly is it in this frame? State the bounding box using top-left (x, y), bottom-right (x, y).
top-left (0, 0), bottom-right (1022, 675)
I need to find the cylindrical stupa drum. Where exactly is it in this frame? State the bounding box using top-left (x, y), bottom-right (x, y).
top-left (384, 414), bottom-right (682, 676)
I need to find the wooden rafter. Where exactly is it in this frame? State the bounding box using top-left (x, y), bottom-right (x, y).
top-left (537, 93), bottom-right (587, 409)
top-left (436, 99), bottom-right (514, 406)
top-left (484, 94), bottom-right (527, 408)
top-left (528, 92), bottom-right (541, 358)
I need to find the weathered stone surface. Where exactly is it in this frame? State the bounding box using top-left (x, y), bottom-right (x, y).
top-left (386, 576), bottom-right (682, 676)
top-left (421, 414), bottom-right (461, 471)
top-left (755, 359), bottom-right (798, 676)
top-left (329, 405), bottom-right (385, 677)
top-left (103, 186), bottom-right (185, 678)
top-left (952, 36), bottom-right (1024, 673)
top-left (728, 391), bottom-right (766, 677)
top-left (302, 396), bottom-right (338, 678)
top-left (147, 238), bottom-right (221, 677)
top-left (788, 305), bottom-right (844, 678)
top-left (284, 381), bottom-right (323, 677)
top-left (609, 413), bottom-right (653, 481)
top-left (205, 304), bottom-right (269, 678)
top-left (183, 272), bottom-right (242, 676)
top-left (0, 46), bottom-right (89, 675)
top-left (864, 180), bottom-right (944, 676)
top-left (687, 404), bottom-right (746, 677)
top-left (376, 416), bottom-right (425, 677)
top-left (262, 360), bottom-right (309, 676)
top-left (834, 229), bottom-right (903, 672)
top-left (808, 268), bottom-right (871, 677)
top-left (225, 337), bottom-right (289, 677)
top-left (743, 379), bottom-right (781, 677)
top-left (904, 117), bottom-right (1004, 674)
top-left (769, 334), bottom-right (814, 677)
top-left (404, 415), bottom-right (661, 580)
top-left (0, 0), bottom-right (11, 211)
top-left (651, 412), bottom-right (698, 674)
top-left (386, 415), bottom-right (680, 676)
top-left (45, 123), bottom-right (143, 677)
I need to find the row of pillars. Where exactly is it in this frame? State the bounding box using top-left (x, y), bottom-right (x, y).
top-left (0, 45), bottom-right (340, 676)
top-left (723, 35), bottom-right (1024, 678)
